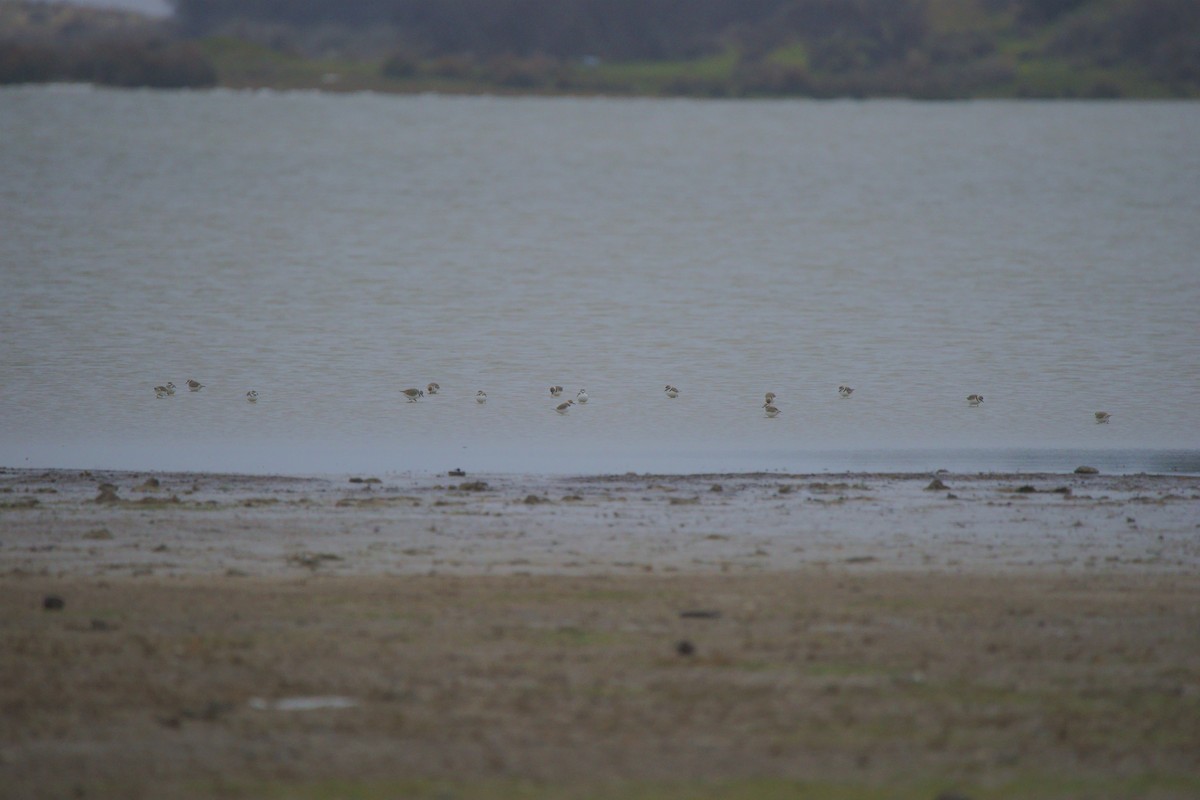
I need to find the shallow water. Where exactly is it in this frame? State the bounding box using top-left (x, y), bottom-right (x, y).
top-left (2, 86), bottom-right (1198, 474)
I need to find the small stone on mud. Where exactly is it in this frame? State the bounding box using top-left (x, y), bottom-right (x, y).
top-left (1015, 485), bottom-right (1037, 493)
top-left (459, 481), bottom-right (489, 491)
top-left (925, 478), bottom-right (949, 491)
top-left (43, 595), bottom-right (64, 611)
top-left (679, 609), bottom-right (721, 619)
top-left (675, 640), bottom-right (695, 657)
top-left (1075, 465), bottom-right (1099, 474)
top-left (1052, 486), bottom-right (1072, 495)
top-left (710, 483), bottom-right (723, 492)
top-left (448, 468), bottom-right (466, 477)
top-left (523, 494), bottom-right (548, 505)
top-left (287, 552), bottom-right (343, 569)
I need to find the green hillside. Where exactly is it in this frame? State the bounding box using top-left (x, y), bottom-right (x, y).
top-left (2, 0), bottom-right (1198, 97)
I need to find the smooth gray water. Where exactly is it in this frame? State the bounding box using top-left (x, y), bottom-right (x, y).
top-left (2, 86), bottom-right (1198, 474)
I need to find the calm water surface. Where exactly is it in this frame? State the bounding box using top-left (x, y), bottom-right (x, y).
top-left (2, 86), bottom-right (1198, 474)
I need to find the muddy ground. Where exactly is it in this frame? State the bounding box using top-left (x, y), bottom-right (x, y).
top-left (2, 468), bottom-right (1199, 799)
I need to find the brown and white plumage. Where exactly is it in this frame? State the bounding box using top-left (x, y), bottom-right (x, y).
top-left (402, 388), bottom-right (424, 402)
top-left (1094, 411), bottom-right (1112, 424)
top-left (555, 400), bottom-right (574, 415)
top-left (967, 394), bottom-right (984, 406)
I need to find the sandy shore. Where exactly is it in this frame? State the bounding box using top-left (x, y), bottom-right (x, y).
top-left (2, 467), bottom-right (1199, 798)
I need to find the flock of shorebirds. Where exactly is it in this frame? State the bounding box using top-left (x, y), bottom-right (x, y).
top-left (149, 379), bottom-right (1106, 423)
top-left (154, 379), bottom-right (257, 403)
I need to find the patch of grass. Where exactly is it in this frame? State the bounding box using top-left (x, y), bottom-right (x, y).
top-left (585, 49), bottom-right (739, 94)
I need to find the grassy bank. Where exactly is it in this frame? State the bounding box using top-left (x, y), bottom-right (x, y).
top-left (198, 39), bottom-right (1195, 99)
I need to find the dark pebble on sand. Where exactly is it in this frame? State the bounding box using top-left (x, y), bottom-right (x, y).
top-left (523, 494), bottom-right (548, 505)
top-left (1075, 465), bottom-right (1099, 474)
top-left (925, 478), bottom-right (949, 491)
top-left (448, 468), bottom-right (466, 477)
top-left (679, 609), bottom-right (722, 619)
top-left (43, 595), bottom-right (64, 611)
top-left (1016, 485), bottom-right (1037, 493)
top-left (676, 640), bottom-right (695, 657)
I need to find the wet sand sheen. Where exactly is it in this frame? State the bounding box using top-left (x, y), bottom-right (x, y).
top-left (2, 467), bottom-right (1199, 798)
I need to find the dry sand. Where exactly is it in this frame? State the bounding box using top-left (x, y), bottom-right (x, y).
top-left (2, 467), bottom-right (1199, 799)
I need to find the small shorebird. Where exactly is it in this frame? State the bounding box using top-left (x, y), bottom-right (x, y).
top-left (763, 402), bottom-right (781, 418)
top-left (246, 390), bottom-right (258, 403)
top-left (967, 394), bottom-right (984, 406)
top-left (154, 382), bottom-right (176, 398)
top-left (402, 388), bottom-right (424, 402)
top-left (665, 385), bottom-right (679, 399)
top-left (186, 379), bottom-right (204, 392)
top-left (555, 399), bottom-right (574, 414)
top-left (476, 391), bottom-right (487, 404)
top-left (576, 388), bottom-right (589, 404)
top-left (426, 382), bottom-right (440, 395)
top-left (764, 392), bottom-right (776, 403)
top-left (550, 386), bottom-right (563, 397)
top-left (838, 385), bottom-right (854, 398)
top-left (1094, 411), bottom-right (1112, 424)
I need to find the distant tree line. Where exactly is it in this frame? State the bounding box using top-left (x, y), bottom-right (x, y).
top-left (0, 2), bottom-right (215, 88)
top-left (0, 37), bottom-right (217, 87)
top-left (169, 0), bottom-right (1200, 91)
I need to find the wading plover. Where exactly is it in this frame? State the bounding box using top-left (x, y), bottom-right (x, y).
top-left (576, 388), bottom-right (589, 404)
top-left (967, 394), bottom-right (984, 406)
top-left (550, 386), bottom-right (563, 397)
top-left (838, 385), bottom-right (854, 398)
top-left (426, 382), bottom-right (440, 395)
top-left (555, 400), bottom-right (574, 414)
top-left (186, 379), bottom-right (204, 392)
top-left (664, 385), bottom-right (679, 398)
top-left (763, 402), bottom-right (781, 418)
top-left (402, 388), bottom-right (424, 402)
top-left (246, 390), bottom-right (258, 403)
top-left (1094, 411), bottom-right (1112, 424)
top-left (154, 382), bottom-right (175, 398)
top-left (764, 392), bottom-right (776, 403)
top-left (476, 391), bottom-right (487, 404)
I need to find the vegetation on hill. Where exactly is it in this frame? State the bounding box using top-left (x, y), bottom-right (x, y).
top-left (0, 2), bottom-right (214, 87)
top-left (2, 0), bottom-right (1198, 97)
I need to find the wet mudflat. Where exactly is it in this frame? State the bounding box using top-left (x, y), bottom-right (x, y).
top-left (1, 468), bottom-right (1199, 799)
